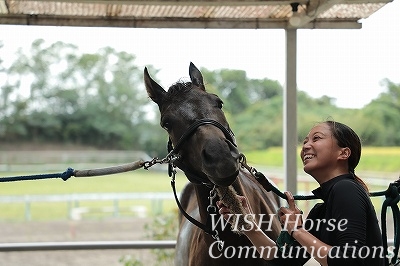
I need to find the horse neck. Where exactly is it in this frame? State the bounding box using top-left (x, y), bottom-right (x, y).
top-left (235, 169), bottom-right (282, 239)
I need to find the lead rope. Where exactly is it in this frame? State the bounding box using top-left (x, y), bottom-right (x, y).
top-left (238, 154), bottom-right (317, 201)
top-left (0, 161), bottom-right (145, 182)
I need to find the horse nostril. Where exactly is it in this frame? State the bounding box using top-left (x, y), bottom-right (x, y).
top-left (201, 138), bottom-right (240, 165)
top-left (202, 145), bottom-right (215, 163)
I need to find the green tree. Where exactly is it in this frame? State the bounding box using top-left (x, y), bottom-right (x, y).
top-left (233, 95), bottom-right (283, 150)
top-left (1, 40), bottom-right (399, 153)
top-left (362, 79), bottom-right (400, 145)
top-left (0, 40), bottom-right (167, 155)
top-left (201, 68), bottom-right (282, 115)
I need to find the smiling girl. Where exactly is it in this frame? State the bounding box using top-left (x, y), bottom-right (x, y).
top-left (218, 121), bottom-right (385, 266)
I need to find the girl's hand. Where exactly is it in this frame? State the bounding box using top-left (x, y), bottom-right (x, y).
top-left (278, 191), bottom-right (303, 234)
top-left (217, 195), bottom-right (251, 220)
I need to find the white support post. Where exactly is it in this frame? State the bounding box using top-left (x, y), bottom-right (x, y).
top-left (284, 29), bottom-right (298, 194)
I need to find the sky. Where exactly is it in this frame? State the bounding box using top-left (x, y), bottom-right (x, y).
top-left (0, 1), bottom-right (399, 109)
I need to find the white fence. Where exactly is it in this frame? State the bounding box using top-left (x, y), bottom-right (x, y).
top-left (0, 192), bottom-right (175, 221)
top-left (0, 192), bottom-right (395, 254)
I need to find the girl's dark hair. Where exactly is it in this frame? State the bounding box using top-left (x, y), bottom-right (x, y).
top-left (324, 120), bottom-right (369, 192)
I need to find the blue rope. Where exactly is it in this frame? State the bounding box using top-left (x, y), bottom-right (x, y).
top-left (0, 168), bottom-right (75, 182)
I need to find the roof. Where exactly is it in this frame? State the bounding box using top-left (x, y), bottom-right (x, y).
top-left (0, 0), bottom-right (393, 29)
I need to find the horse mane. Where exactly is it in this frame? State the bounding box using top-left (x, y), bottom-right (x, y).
top-left (165, 81), bottom-right (193, 102)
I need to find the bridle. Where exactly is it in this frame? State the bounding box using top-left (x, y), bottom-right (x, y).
top-left (166, 118), bottom-right (238, 185)
top-left (164, 118), bottom-right (238, 250)
top-left (161, 118), bottom-right (307, 251)
top-left (167, 118), bottom-right (236, 156)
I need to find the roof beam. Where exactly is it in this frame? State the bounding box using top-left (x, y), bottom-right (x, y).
top-left (0, 14), bottom-right (362, 29)
top-left (22, 0), bottom-right (391, 4)
top-left (342, 0), bottom-right (392, 3)
top-left (21, 0), bottom-right (310, 5)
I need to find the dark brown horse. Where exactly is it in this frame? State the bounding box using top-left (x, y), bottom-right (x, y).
top-left (144, 63), bottom-right (281, 266)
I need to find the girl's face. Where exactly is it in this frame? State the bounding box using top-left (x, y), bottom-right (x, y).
top-left (300, 123), bottom-right (347, 181)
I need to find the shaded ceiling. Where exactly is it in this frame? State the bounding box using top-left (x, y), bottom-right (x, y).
top-left (0, 0), bottom-right (392, 29)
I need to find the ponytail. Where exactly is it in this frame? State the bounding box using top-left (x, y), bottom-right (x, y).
top-left (354, 174), bottom-right (369, 193)
top-left (325, 120), bottom-right (369, 192)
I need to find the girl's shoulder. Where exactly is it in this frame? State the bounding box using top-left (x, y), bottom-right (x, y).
top-left (329, 177), bottom-right (369, 203)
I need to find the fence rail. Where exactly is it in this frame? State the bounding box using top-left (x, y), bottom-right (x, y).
top-left (0, 240), bottom-right (395, 252)
top-left (0, 240), bottom-right (176, 252)
top-left (0, 192), bottom-right (176, 221)
top-left (0, 192), bottom-right (174, 203)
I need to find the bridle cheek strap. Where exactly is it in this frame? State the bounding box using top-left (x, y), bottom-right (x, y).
top-left (167, 118), bottom-right (237, 183)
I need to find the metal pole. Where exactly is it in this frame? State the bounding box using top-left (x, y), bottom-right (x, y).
top-left (0, 240), bottom-right (176, 252)
top-left (284, 28), bottom-right (298, 194)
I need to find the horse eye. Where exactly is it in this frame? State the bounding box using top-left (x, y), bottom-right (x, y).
top-left (161, 121), bottom-right (171, 131)
top-left (217, 100), bottom-right (223, 109)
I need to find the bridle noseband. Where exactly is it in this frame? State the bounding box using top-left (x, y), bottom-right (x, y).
top-left (167, 118), bottom-right (236, 156)
top-left (166, 118), bottom-right (237, 184)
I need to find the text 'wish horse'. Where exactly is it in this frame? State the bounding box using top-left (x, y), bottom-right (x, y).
top-left (144, 63), bottom-right (281, 266)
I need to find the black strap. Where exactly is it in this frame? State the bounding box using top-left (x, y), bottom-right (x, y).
top-left (170, 118), bottom-right (236, 155)
top-left (170, 178), bottom-right (214, 235)
top-left (167, 118), bottom-right (236, 184)
top-left (254, 171), bottom-right (317, 200)
top-left (380, 181), bottom-right (400, 266)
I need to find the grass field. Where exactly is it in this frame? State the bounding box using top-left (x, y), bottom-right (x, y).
top-left (1, 146), bottom-right (399, 221)
top-left (0, 169), bottom-right (184, 195)
top-left (0, 169), bottom-right (186, 221)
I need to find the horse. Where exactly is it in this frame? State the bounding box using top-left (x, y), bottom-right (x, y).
top-left (144, 62), bottom-right (281, 266)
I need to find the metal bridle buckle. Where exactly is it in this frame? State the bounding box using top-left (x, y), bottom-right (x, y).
top-left (207, 187), bottom-right (218, 213)
top-left (212, 230), bottom-right (224, 251)
top-left (238, 153), bottom-right (258, 177)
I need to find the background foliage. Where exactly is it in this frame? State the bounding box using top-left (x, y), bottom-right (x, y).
top-left (1, 40), bottom-right (399, 155)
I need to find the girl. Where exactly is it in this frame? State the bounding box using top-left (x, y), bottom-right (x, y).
top-left (218, 121), bottom-right (385, 266)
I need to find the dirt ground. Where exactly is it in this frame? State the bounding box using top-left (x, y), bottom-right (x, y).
top-left (0, 218), bottom-right (322, 266)
top-left (0, 218), bottom-right (166, 266)
top-left (0, 217), bottom-right (394, 266)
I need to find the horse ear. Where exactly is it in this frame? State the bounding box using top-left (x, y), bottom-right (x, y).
top-left (189, 62), bottom-right (206, 91)
top-left (144, 67), bottom-right (166, 105)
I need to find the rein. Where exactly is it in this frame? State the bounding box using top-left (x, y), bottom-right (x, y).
top-left (169, 164), bottom-right (224, 250)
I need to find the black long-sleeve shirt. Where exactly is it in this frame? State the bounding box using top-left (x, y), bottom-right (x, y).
top-left (270, 174), bottom-right (385, 266)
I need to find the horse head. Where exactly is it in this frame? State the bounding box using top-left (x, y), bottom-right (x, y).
top-left (144, 63), bottom-right (240, 187)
